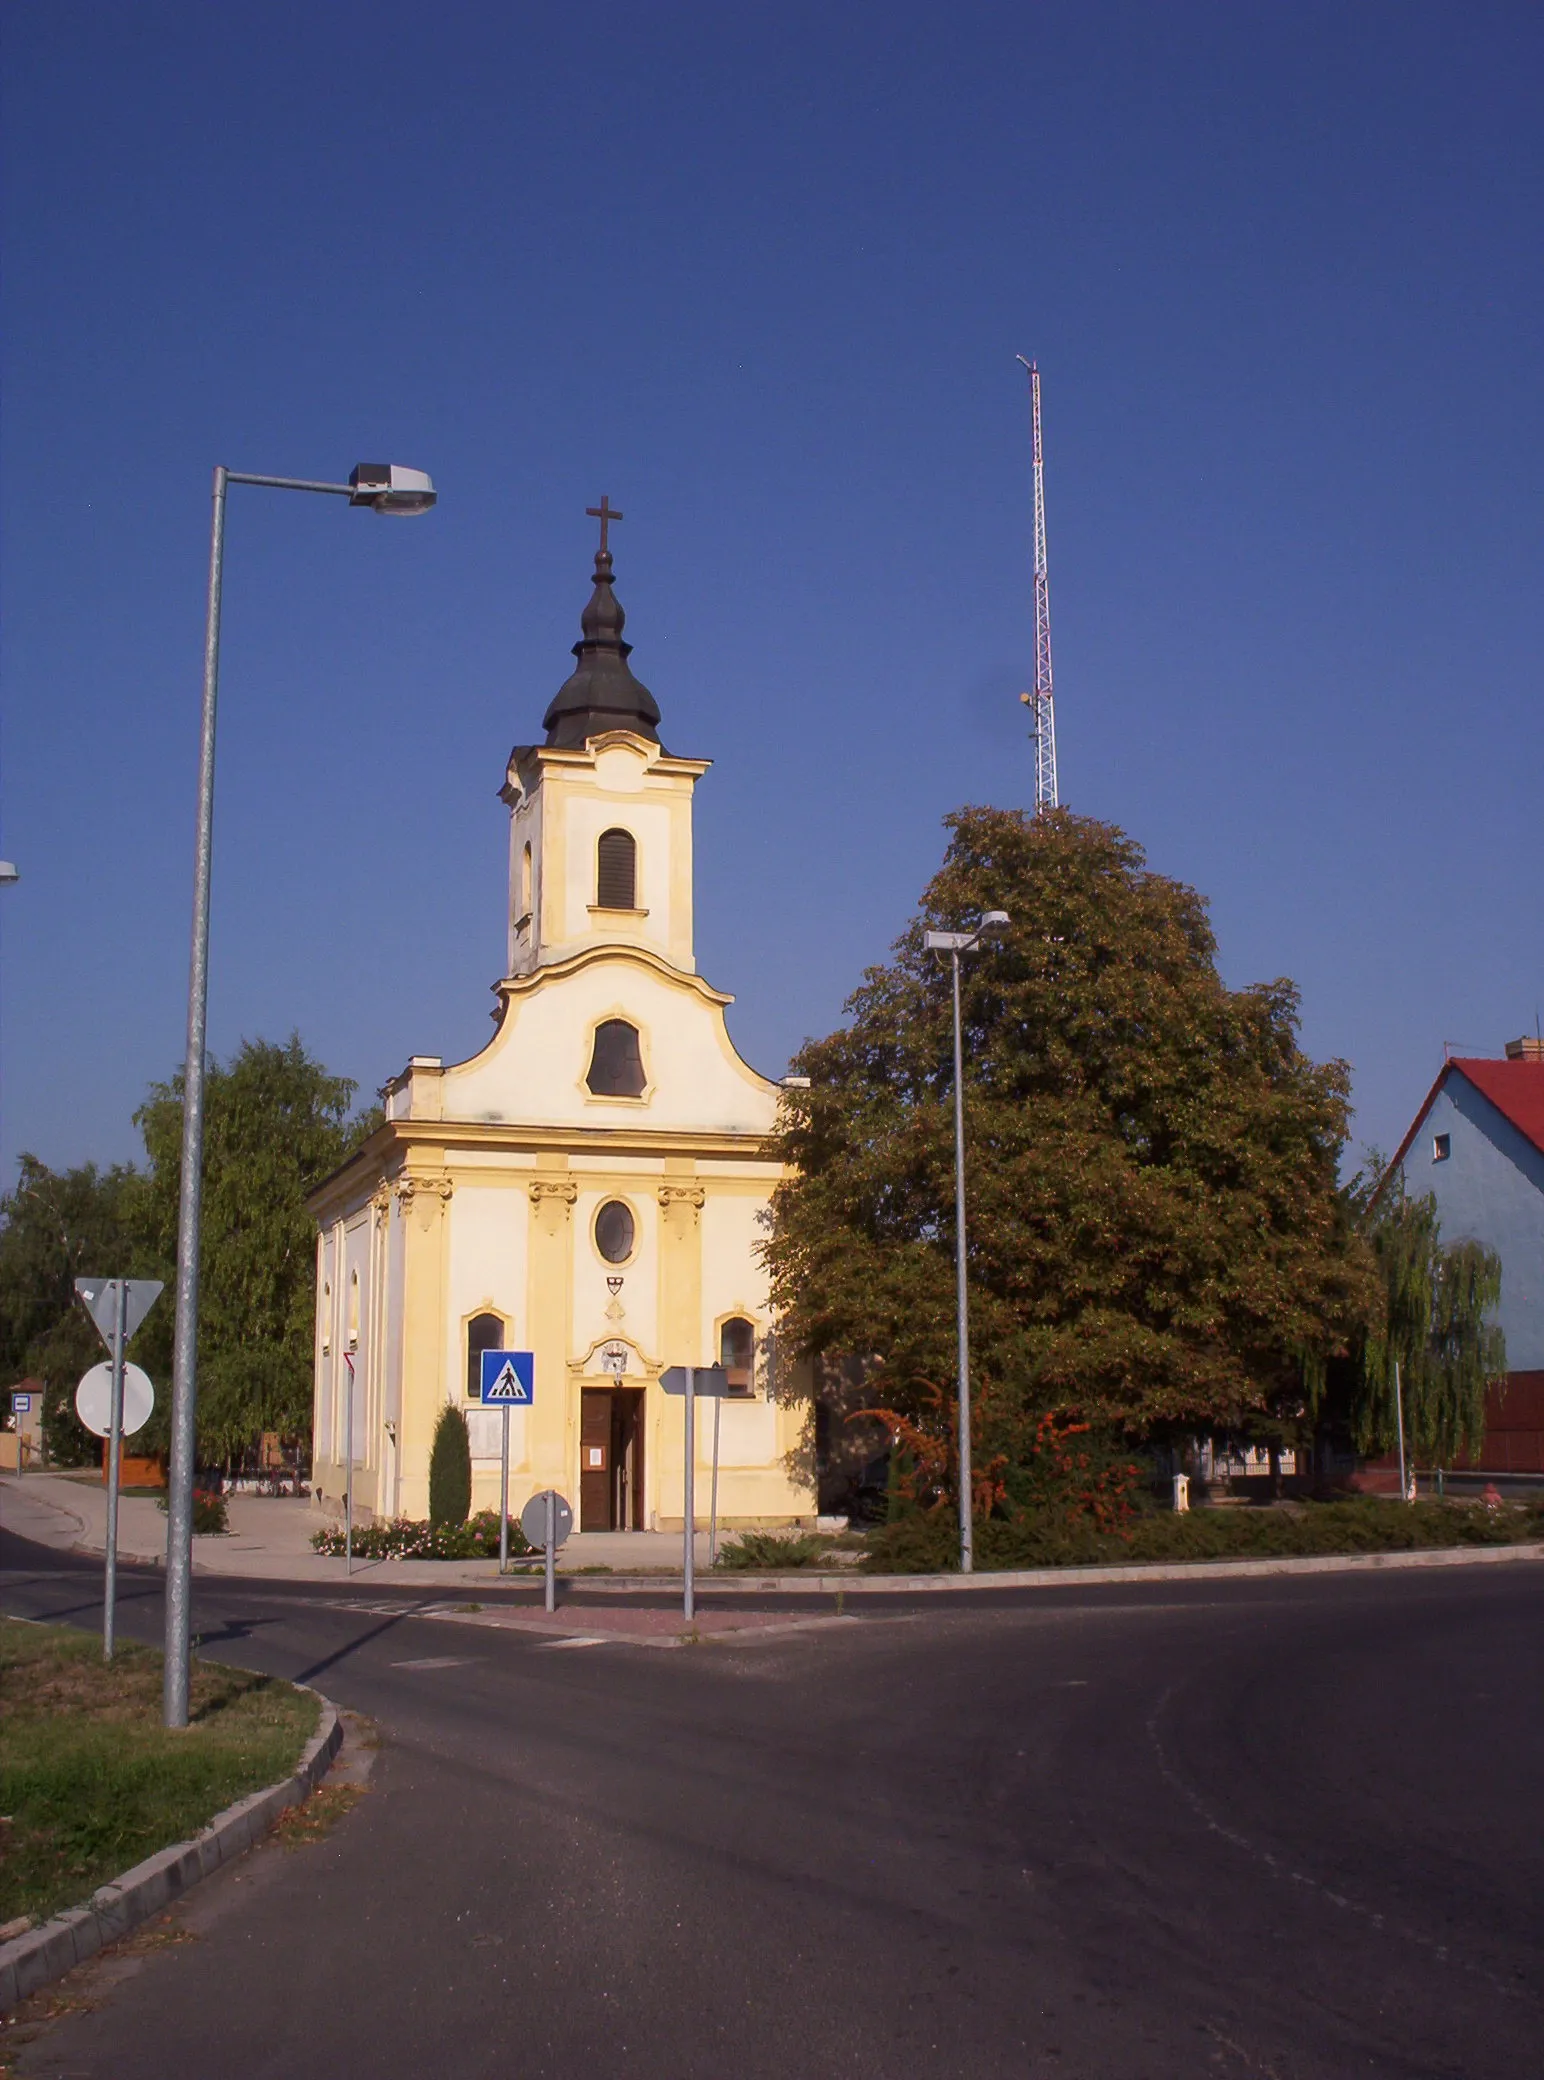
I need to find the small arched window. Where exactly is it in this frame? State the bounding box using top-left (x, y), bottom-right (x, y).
top-left (520, 842), bottom-right (533, 919)
top-left (586, 1019), bottom-right (646, 1098)
top-left (596, 828), bottom-right (636, 909)
top-left (466, 1311), bottom-right (506, 1400)
top-left (720, 1317), bottom-right (755, 1396)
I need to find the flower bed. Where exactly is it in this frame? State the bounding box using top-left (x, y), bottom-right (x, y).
top-left (310, 1508), bottom-right (532, 1561)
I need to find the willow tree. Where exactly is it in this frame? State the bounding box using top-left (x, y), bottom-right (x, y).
top-left (1354, 1179), bottom-right (1505, 1465)
top-left (764, 808), bottom-right (1376, 1473)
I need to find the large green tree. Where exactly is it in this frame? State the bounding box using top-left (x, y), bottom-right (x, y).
top-left (764, 808), bottom-right (1377, 1471)
top-left (0, 1156), bottom-right (143, 1464)
top-left (133, 1035), bottom-right (366, 1461)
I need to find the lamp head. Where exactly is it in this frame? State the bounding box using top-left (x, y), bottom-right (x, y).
top-left (978, 910), bottom-right (1011, 939)
top-left (349, 463), bottom-right (437, 515)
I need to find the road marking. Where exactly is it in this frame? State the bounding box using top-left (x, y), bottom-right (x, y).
top-left (543, 1635), bottom-right (612, 1649)
top-left (390, 1656), bottom-right (478, 1670)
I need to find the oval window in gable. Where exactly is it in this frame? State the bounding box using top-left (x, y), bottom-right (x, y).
top-left (595, 1200), bottom-right (636, 1264)
top-left (586, 1019), bottom-right (646, 1098)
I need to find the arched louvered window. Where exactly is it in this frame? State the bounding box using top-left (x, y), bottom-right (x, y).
top-left (586, 1019), bottom-right (646, 1098)
top-left (720, 1317), bottom-right (755, 1396)
top-left (466, 1311), bottom-right (506, 1399)
top-left (596, 828), bottom-right (637, 909)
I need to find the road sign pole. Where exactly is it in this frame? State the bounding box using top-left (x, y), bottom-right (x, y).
top-left (104, 1281), bottom-right (127, 1660)
top-left (709, 1393), bottom-right (722, 1568)
top-left (544, 1489), bottom-right (556, 1613)
top-left (499, 1406), bottom-right (510, 1573)
top-left (1393, 1358), bottom-right (1409, 1502)
top-left (684, 1366), bottom-right (696, 1623)
top-left (344, 1352), bottom-right (355, 1576)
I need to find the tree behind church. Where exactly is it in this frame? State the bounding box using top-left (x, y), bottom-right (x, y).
top-left (134, 1035), bottom-right (368, 1463)
top-left (764, 808), bottom-right (1376, 1478)
top-left (0, 1156), bottom-right (144, 1464)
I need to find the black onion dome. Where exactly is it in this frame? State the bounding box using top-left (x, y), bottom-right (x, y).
top-left (541, 549), bottom-right (662, 748)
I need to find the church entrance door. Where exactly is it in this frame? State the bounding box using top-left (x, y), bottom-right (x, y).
top-left (580, 1387), bottom-right (646, 1531)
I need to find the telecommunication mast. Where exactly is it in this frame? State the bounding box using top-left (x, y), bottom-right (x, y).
top-left (1016, 356), bottom-right (1058, 813)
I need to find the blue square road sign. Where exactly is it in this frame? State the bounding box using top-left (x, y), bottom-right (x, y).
top-left (480, 1350), bottom-right (535, 1405)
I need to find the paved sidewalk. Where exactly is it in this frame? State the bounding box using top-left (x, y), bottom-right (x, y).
top-left (0, 1474), bottom-right (723, 1588)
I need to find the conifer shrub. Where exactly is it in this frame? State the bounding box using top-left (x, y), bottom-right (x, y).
top-left (713, 1530), bottom-right (828, 1571)
top-left (427, 1403), bottom-right (472, 1528)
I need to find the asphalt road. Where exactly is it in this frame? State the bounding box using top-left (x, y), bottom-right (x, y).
top-left (3, 1531), bottom-right (1540, 2079)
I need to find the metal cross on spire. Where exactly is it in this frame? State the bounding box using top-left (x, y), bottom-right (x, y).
top-left (586, 495), bottom-right (624, 555)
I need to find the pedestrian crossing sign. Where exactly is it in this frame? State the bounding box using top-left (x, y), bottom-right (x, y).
top-left (480, 1350), bottom-right (535, 1405)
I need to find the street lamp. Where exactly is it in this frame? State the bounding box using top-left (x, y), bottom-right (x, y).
top-left (923, 909), bottom-right (1010, 1574)
top-left (164, 461), bottom-right (437, 1729)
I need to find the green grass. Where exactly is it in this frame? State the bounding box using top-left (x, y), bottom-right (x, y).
top-left (862, 1495), bottom-right (1544, 1574)
top-left (0, 1619), bottom-right (319, 1926)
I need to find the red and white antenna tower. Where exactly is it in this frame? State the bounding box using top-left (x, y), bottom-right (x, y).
top-left (1016, 356), bottom-right (1058, 814)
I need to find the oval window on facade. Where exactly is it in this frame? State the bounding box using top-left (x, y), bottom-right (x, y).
top-left (586, 1019), bottom-right (646, 1098)
top-left (595, 1200), bottom-right (636, 1264)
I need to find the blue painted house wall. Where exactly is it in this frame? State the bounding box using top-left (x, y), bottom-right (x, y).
top-left (1395, 1073), bottom-right (1544, 1372)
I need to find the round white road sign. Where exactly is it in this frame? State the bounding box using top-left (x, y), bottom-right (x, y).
top-left (519, 1489), bottom-right (574, 1550)
top-left (74, 1362), bottom-right (155, 1439)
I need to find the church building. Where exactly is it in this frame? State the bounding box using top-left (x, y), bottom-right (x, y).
top-left (308, 509), bottom-right (815, 1532)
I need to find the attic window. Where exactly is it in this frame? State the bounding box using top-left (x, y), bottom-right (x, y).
top-left (587, 1019), bottom-right (646, 1098)
top-left (1433, 1133), bottom-right (1451, 1162)
top-left (596, 828), bottom-right (637, 909)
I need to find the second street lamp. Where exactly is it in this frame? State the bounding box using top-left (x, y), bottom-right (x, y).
top-left (923, 909), bottom-right (1010, 1574)
top-left (164, 461), bottom-right (437, 1730)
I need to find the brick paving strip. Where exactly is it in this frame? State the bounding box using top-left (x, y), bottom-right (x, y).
top-left (0, 1690), bottom-right (343, 2012)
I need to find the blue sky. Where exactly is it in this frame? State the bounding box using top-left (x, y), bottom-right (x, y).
top-left (3, 1), bottom-right (1540, 1183)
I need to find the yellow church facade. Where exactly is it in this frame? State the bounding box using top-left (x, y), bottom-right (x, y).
top-left (308, 521), bottom-right (814, 1533)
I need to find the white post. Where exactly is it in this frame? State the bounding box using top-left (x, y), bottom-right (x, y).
top-left (104, 1280), bottom-right (127, 1660)
top-left (684, 1366), bottom-right (696, 1623)
top-left (499, 1404), bottom-right (510, 1573)
top-left (709, 1393), bottom-right (722, 1568)
top-left (1393, 1358), bottom-right (1410, 1502)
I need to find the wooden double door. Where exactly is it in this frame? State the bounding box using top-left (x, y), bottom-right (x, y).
top-left (580, 1387), bottom-right (647, 1531)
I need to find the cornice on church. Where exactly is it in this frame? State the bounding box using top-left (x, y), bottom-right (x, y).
top-left (305, 1117), bottom-right (784, 1223)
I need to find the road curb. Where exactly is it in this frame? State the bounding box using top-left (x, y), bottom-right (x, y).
top-left (690, 1537), bottom-right (1544, 1595)
top-left (0, 1686), bottom-right (343, 2014)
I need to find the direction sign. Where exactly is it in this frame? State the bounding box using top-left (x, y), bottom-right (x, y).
top-left (520, 1489), bottom-right (573, 1550)
top-left (480, 1349), bottom-right (535, 1405)
top-left (76, 1362), bottom-right (155, 1439)
top-left (11, 1392), bottom-right (32, 1414)
top-left (659, 1364), bottom-right (732, 1397)
top-left (74, 1278), bottom-right (164, 1351)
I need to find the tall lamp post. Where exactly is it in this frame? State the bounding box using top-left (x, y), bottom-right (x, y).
top-left (923, 911), bottom-right (1011, 1574)
top-left (165, 461), bottom-right (437, 1729)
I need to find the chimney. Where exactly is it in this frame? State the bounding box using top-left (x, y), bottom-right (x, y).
top-left (1504, 1036), bottom-right (1544, 1062)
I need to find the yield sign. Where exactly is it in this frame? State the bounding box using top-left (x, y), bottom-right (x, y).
top-left (74, 1278), bottom-right (164, 1352)
top-left (480, 1350), bottom-right (535, 1405)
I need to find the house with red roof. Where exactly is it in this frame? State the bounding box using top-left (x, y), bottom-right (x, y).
top-left (1384, 1037), bottom-right (1544, 1474)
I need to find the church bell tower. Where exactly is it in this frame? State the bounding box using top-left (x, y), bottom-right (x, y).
top-left (501, 500), bottom-right (709, 982)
